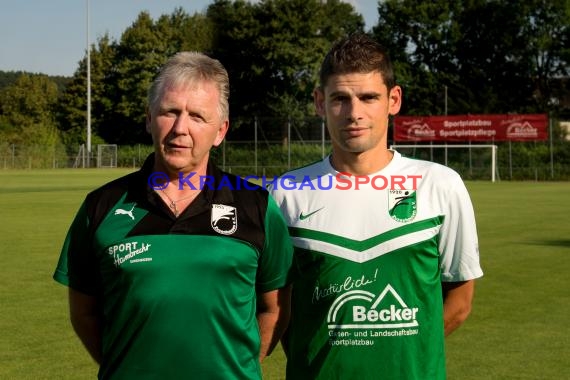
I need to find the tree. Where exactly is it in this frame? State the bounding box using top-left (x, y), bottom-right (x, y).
top-left (207, 0), bottom-right (262, 123)
top-left (373, 0), bottom-right (570, 116)
top-left (208, 0), bottom-right (364, 140)
top-left (255, 0), bottom-right (364, 116)
top-left (56, 8), bottom-right (213, 145)
top-left (105, 9), bottom-right (215, 144)
top-left (373, 0), bottom-right (464, 116)
top-left (102, 11), bottom-right (166, 144)
top-left (156, 8), bottom-right (214, 54)
top-left (0, 73), bottom-right (65, 166)
top-left (56, 34), bottom-right (116, 147)
top-left (520, 0), bottom-right (570, 115)
top-left (454, 0), bottom-right (536, 113)
top-left (0, 74), bottom-right (59, 132)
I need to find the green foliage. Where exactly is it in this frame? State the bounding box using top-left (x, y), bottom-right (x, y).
top-left (374, 0), bottom-right (464, 115)
top-left (208, 0), bottom-right (364, 134)
top-left (496, 139), bottom-right (570, 180)
top-left (0, 73), bottom-right (68, 167)
top-left (111, 143), bottom-right (329, 176)
top-left (0, 70), bottom-right (27, 90)
top-left (212, 141), bottom-right (331, 176)
top-left (55, 34), bottom-right (118, 148)
top-left (0, 70), bottom-right (70, 93)
top-left (116, 144), bottom-right (155, 167)
top-left (374, 0), bottom-right (570, 117)
top-left (0, 74), bottom-right (59, 128)
top-left (55, 9), bottom-right (213, 146)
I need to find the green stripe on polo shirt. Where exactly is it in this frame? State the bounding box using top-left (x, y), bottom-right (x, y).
top-left (288, 216), bottom-right (444, 252)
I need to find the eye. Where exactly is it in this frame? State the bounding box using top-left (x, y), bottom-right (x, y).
top-left (159, 108), bottom-right (179, 118)
top-left (188, 112), bottom-right (206, 122)
top-left (331, 95), bottom-right (349, 103)
top-left (361, 94), bottom-right (380, 102)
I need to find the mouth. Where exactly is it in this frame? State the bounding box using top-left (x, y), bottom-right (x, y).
top-left (342, 127), bottom-right (368, 137)
top-left (165, 142), bottom-right (190, 150)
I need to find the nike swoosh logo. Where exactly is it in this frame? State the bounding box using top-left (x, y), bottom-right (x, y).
top-left (299, 207), bottom-right (324, 220)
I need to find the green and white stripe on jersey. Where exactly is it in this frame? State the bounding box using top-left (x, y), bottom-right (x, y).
top-left (289, 215), bottom-right (444, 263)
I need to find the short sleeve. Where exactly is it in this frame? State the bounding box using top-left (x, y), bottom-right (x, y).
top-left (256, 195), bottom-right (294, 292)
top-left (53, 200), bottom-right (100, 295)
top-left (438, 178), bottom-right (484, 282)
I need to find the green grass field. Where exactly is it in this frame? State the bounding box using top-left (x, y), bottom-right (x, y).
top-left (1, 169), bottom-right (568, 379)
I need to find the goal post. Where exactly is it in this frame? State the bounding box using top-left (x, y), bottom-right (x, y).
top-left (73, 144), bottom-right (85, 168)
top-left (97, 144), bottom-right (118, 168)
top-left (390, 144), bottom-right (498, 182)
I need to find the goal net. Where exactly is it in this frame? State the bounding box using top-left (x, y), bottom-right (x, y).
top-left (390, 144), bottom-right (498, 182)
top-left (97, 144), bottom-right (118, 168)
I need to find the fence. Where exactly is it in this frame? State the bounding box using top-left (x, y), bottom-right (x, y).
top-left (1, 117), bottom-right (569, 180)
top-left (0, 143), bottom-right (70, 169)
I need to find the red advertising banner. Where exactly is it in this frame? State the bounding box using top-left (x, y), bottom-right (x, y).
top-left (394, 114), bottom-right (548, 142)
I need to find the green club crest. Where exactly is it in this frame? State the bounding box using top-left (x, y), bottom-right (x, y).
top-left (388, 190), bottom-right (417, 223)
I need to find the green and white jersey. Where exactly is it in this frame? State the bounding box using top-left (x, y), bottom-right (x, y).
top-left (54, 155), bottom-right (293, 380)
top-left (269, 151), bottom-right (483, 380)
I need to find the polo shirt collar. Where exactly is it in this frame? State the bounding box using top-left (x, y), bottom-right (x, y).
top-left (137, 153), bottom-right (235, 214)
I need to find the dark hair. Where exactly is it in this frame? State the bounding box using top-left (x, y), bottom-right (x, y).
top-left (319, 33), bottom-right (395, 90)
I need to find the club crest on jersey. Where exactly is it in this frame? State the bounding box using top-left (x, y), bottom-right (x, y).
top-left (211, 204), bottom-right (237, 235)
top-left (388, 190), bottom-right (417, 223)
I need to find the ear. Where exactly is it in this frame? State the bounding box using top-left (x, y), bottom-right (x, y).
top-left (388, 85), bottom-right (402, 116)
top-left (313, 87), bottom-right (326, 117)
top-left (212, 120), bottom-right (229, 147)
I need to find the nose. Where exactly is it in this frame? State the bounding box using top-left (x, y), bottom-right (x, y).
top-left (171, 113), bottom-right (189, 135)
top-left (346, 97), bottom-right (363, 122)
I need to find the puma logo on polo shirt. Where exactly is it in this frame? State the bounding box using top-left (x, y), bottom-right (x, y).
top-left (114, 204), bottom-right (136, 220)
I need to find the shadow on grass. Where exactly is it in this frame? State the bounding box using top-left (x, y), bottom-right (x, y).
top-left (525, 239), bottom-right (570, 248)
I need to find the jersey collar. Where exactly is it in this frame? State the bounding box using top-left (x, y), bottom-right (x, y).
top-left (137, 153), bottom-right (235, 218)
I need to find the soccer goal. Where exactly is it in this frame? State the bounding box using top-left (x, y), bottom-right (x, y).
top-left (390, 144), bottom-right (498, 182)
top-left (97, 144), bottom-right (118, 168)
top-left (73, 144), bottom-right (86, 168)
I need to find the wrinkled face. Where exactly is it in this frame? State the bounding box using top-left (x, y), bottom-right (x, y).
top-left (146, 80), bottom-right (228, 175)
top-left (314, 71), bottom-right (401, 156)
